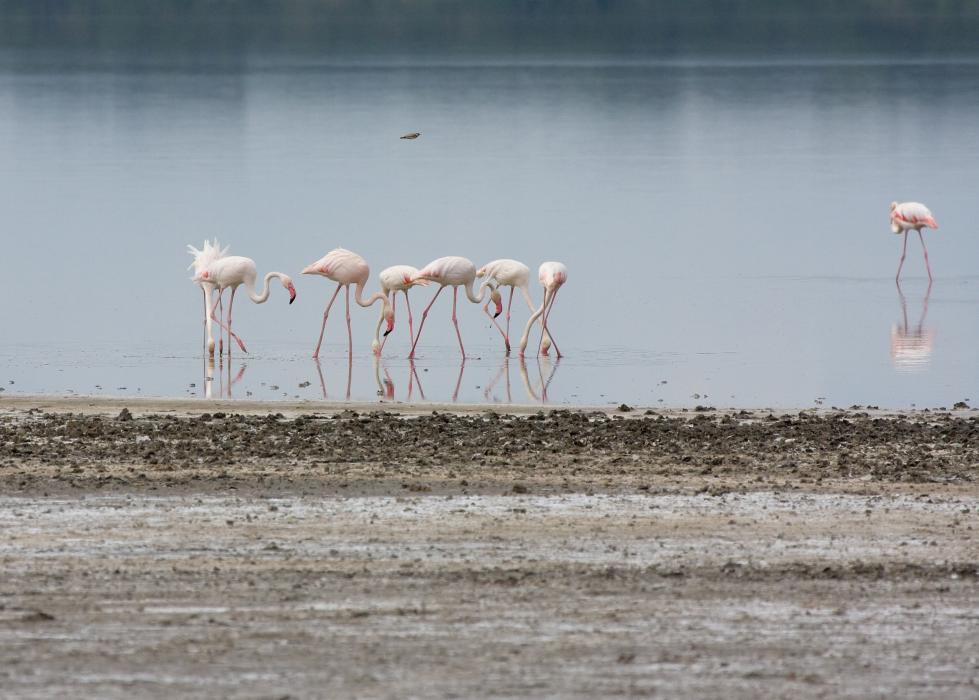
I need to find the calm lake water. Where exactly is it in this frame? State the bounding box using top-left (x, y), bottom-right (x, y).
top-left (2, 51), bottom-right (978, 407)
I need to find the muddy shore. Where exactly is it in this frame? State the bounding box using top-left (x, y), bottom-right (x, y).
top-left (1, 398), bottom-right (978, 698)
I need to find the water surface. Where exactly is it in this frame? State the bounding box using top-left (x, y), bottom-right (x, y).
top-left (2, 52), bottom-right (978, 407)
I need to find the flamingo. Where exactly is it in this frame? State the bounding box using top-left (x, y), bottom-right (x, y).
top-left (518, 262), bottom-right (568, 358)
top-left (408, 256), bottom-right (495, 359)
top-left (193, 254), bottom-right (296, 354)
top-left (476, 258), bottom-right (554, 354)
top-left (302, 248), bottom-right (392, 359)
top-left (371, 265), bottom-right (429, 356)
top-left (891, 201), bottom-right (939, 282)
top-left (187, 239), bottom-right (229, 356)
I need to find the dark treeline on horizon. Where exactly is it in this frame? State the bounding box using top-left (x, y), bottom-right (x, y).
top-left (2, 1), bottom-right (979, 57)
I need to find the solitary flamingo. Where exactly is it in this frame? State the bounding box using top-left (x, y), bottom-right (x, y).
top-left (302, 248), bottom-right (392, 359)
top-left (476, 258), bottom-right (555, 354)
top-left (408, 256), bottom-right (494, 359)
top-left (891, 201), bottom-right (939, 282)
top-left (187, 240), bottom-right (229, 356)
top-left (519, 262), bottom-right (568, 358)
top-left (193, 254), bottom-right (296, 354)
top-left (371, 265), bottom-right (429, 356)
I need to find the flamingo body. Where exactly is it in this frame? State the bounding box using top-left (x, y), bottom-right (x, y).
top-left (890, 201), bottom-right (938, 234)
top-left (302, 248), bottom-right (390, 358)
top-left (891, 201), bottom-right (939, 282)
top-left (477, 258), bottom-right (556, 354)
top-left (408, 256), bottom-right (490, 358)
top-left (373, 265), bottom-right (428, 355)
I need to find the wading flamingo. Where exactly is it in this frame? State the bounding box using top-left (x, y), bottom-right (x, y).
top-left (188, 239), bottom-right (229, 356)
top-left (408, 256), bottom-right (496, 359)
top-left (302, 248), bottom-right (392, 359)
top-left (193, 254), bottom-right (296, 355)
top-left (371, 265), bottom-right (429, 356)
top-left (519, 262), bottom-right (568, 358)
top-left (476, 258), bottom-right (553, 354)
top-left (891, 201), bottom-right (939, 282)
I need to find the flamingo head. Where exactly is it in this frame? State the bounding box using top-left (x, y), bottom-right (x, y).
top-left (382, 300), bottom-right (395, 337)
top-left (491, 288), bottom-right (503, 318)
top-left (281, 275), bottom-right (297, 304)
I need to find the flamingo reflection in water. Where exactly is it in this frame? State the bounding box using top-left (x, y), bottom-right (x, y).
top-left (484, 356), bottom-right (561, 403)
top-left (373, 356), bottom-right (426, 402)
top-left (314, 356), bottom-right (354, 400)
top-left (891, 280), bottom-right (934, 372)
top-left (202, 356), bottom-right (247, 399)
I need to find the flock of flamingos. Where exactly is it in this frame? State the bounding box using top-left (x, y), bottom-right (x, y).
top-left (189, 241), bottom-right (569, 361)
top-left (187, 200), bottom-right (937, 364)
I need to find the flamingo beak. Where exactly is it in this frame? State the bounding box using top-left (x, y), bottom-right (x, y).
top-left (494, 300), bottom-right (503, 318)
top-left (288, 284), bottom-right (297, 304)
top-left (384, 316), bottom-right (394, 337)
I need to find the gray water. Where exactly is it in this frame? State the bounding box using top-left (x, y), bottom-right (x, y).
top-left (2, 51), bottom-right (978, 407)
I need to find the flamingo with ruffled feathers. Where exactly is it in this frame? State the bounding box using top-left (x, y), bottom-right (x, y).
top-left (519, 262), bottom-right (567, 358)
top-left (408, 256), bottom-right (496, 359)
top-left (192, 252), bottom-right (296, 354)
top-left (891, 201), bottom-right (939, 282)
top-left (302, 248), bottom-right (392, 359)
top-left (371, 265), bottom-right (429, 356)
top-left (188, 239), bottom-right (229, 356)
top-left (476, 258), bottom-right (554, 354)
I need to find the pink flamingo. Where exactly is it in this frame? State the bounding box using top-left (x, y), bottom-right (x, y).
top-left (193, 254), bottom-right (296, 354)
top-left (476, 258), bottom-right (556, 354)
top-left (408, 256), bottom-right (494, 359)
top-left (188, 239), bottom-right (229, 356)
top-left (371, 265), bottom-right (429, 356)
top-left (891, 201), bottom-right (939, 282)
top-left (519, 262), bottom-right (567, 358)
top-left (302, 248), bottom-right (392, 359)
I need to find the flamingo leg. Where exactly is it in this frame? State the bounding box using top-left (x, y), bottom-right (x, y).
top-left (344, 285), bottom-right (353, 358)
top-left (451, 286), bottom-right (465, 357)
top-left (896, 231), bottom-right (908, 282)
top-left (505, 286), bottom-right (515, 353)
top-left (218, 291), bottom-right (225, 355)
top-left (917, 230), bottom-right (933, 283)
top-left (405, 291), bottom-right (415, 346)
top-left (312, 283), bottom-right (343, 359)
top-left (202, 286), bottom-right (214, 356)
top-left (409, 286), bottom-right (445, 359)
top-left (538, 287), bottom-right (562, 358)
top-left (227, 287), bottom-right (240, 356)
top-left (209, 290), bottom-right (246, 353)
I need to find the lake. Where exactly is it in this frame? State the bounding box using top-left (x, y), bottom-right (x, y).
top-left (2, 51), bottom-right (978, 407)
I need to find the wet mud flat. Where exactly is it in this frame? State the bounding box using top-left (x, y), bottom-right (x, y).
top-left (1, 400), bottom-right (978, 698)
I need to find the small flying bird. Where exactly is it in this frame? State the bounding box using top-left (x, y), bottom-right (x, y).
top-left (891, 201), bottom-right (939, 282)
top-left (400, 132), bottom-right (421, 140)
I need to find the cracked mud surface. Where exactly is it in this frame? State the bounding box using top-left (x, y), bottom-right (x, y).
top-left (1, 399), bottom-right (978, 698)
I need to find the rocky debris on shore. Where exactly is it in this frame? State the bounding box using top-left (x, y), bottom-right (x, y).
top-left (0, 408), bottom-right (977, 494)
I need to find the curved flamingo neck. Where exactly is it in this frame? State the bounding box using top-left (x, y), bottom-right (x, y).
top-left (247, 271), bottom-right (285, 304)
top-left (462, 278), bottom-right (488, 304)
